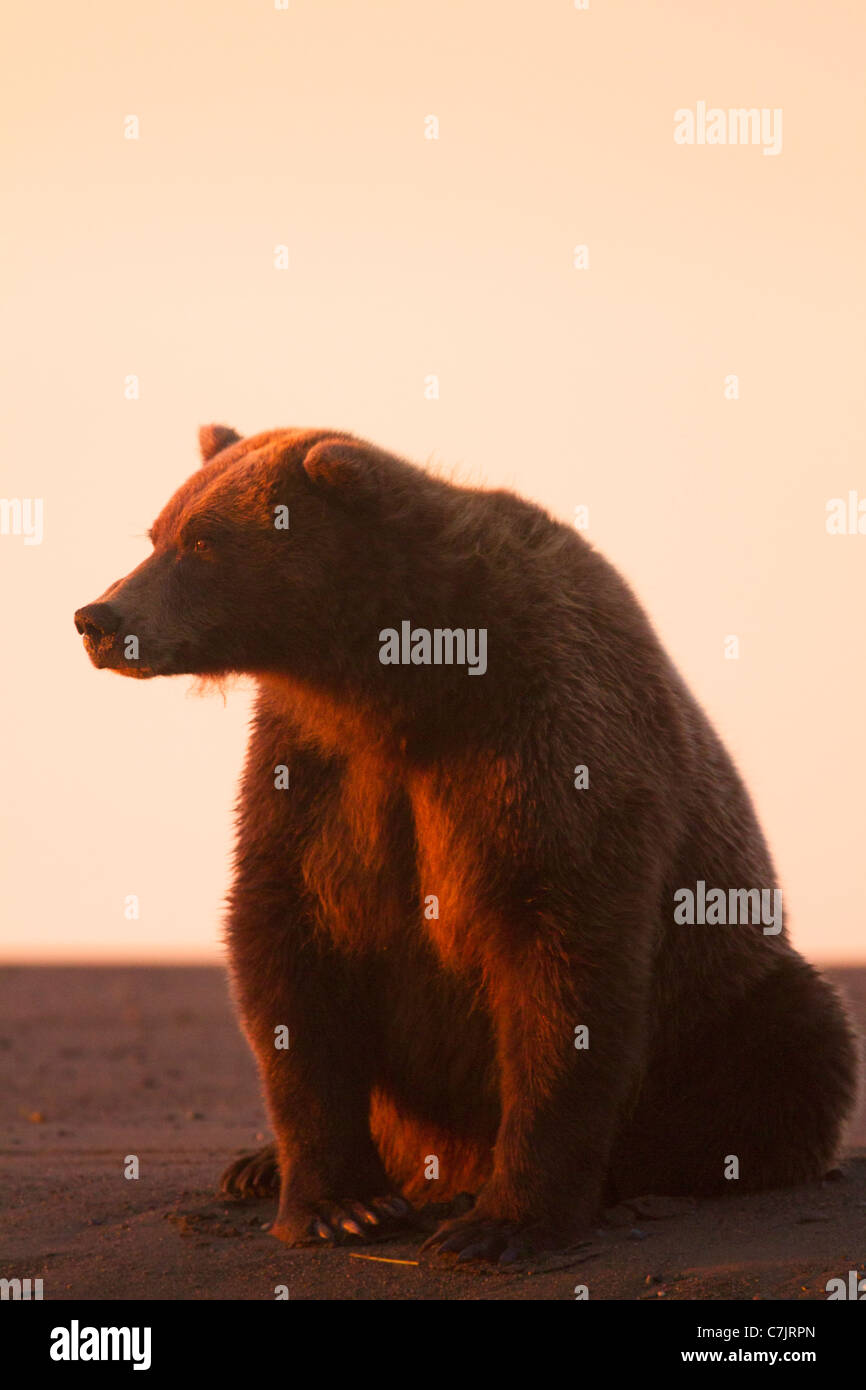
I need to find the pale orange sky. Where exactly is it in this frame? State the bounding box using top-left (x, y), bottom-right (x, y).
top-left (1, 0), bottom-right (864, 962)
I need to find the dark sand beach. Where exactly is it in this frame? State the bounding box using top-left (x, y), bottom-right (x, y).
top-left (2, 965), bottom-right (863, 1301)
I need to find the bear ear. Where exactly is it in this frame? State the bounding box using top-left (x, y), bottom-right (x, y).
top-left (199, 424), bottom-right (242, 463)
top-left (301, 437), bottom-right (383, 495)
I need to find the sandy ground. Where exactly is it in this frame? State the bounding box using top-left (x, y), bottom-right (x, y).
top-left (1, 965), bottom-right (863, 1302)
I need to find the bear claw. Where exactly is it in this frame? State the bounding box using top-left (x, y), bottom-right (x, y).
top-left (301, 1197), bottom-right (414, 1245)
top-left (422, 1216), bottom-right (534, 1265)
top-left (220, 1144), bottom-right (280, 1199)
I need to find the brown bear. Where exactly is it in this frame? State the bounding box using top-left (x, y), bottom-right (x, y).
top-left (74, 424), bottom-right (858, 1263)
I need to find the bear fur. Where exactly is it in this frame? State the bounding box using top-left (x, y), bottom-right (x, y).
top-left (74, 425), bottom-right (858, 1262)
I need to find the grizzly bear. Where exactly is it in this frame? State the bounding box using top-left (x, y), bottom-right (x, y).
top-left (74, 424), bottom-right (858, 1263)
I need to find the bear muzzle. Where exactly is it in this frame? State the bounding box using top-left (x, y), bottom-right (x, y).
top-left (74, 601), bottom-right (159, 678)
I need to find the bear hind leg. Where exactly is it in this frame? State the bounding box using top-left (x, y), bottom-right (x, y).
top-left (610, 959), bottom-right (858, 1201)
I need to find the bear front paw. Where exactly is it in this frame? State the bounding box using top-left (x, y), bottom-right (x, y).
top-left (220, 1143), bottom-right (280, 1198)
top-left (421, 1210), bottom-right (566, 1265)
top-left (271, 1195), bottom-right (413, 1247)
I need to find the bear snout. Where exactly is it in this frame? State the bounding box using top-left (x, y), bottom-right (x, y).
top-left (74, 602), bottom-right (124, 669)
top-left (74, 602), bottom-right (120, 642)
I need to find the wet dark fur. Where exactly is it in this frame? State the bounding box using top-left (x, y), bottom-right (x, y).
top-left (75, 426), bottom-right (859, 1256)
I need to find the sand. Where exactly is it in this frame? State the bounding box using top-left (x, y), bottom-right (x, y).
top-left (1, 965), bottom-right (863, 1301)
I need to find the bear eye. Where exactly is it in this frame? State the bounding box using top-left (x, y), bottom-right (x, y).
top-left (192, 538), bottom-right (211, 554)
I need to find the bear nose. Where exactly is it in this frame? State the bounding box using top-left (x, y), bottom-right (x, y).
top-left (74, 602), bottom-right (121, 640)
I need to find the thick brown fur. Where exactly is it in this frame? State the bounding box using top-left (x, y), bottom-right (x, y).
top-left (74, 425), bottom-right (859, 1262)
